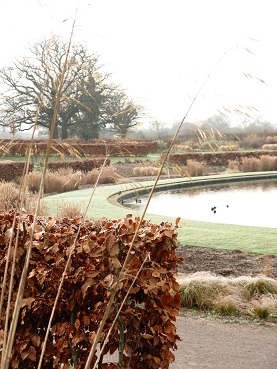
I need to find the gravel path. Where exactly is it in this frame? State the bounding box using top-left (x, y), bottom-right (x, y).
top-left (173, 312), bottom-right (277, 369)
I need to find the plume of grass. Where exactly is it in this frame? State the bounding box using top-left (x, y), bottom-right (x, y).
top-left (227, 159), bottom-right (241, 173)
top-left (219, 144), bottom-right (238, 151)
top-left (132, 165), bottom-right (166, 176)
top-left (82, 166), bottom-right (119, 185)
top-left (260, 155), bottom-right (277, 171)
top-left (171, 144), bottom-right (193, 152)
top-left (57, 199), bottom-right (83, 218)
top-left (0, 9), bottom-right (79, 368)
top-left (0, 101), bottom-right (43, 368)
top-left (186, 159), bottom-right (206, 176)
top-left (0, 182), bottom-right (19, 209)
top-left (262, 143), bottom-right (277, 150)
top-left (85, 42), bottom-right (228, 369)
top-left (262, 241), bottom-right (273, 277)
top-left (240, 155), bottom-right (277, 172)
top-left (25, 170), bottom-right (81, 193)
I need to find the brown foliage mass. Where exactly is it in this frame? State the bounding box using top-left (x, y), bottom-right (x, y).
top-left (0, 210), bottom-right (181, 368)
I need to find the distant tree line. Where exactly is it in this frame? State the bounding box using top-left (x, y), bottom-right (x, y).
top-left (129, 114), bottom-right (277, 141)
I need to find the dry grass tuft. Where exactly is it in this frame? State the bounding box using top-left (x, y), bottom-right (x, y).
top-left (219, 144), bottom-right (238, 151)
top-left (57, 200), bottom-right (83, 218)
top-left (81, 166), bottom-right (119, 185)
top-left (259, 155), bottom-right (277, 171)
top-left (227, 155), bottom-right (277, 173)
top-left (172, 144), bottom-right (193, 152)
top-left (132, 166), bottom-right (167, 176)
top-left (240, 155), bottom-right (277, 172)
top-left (251, 296), bottom-right (277, 319)
top-left (186, 159), bottom-right (206, 176)
top-left (25, 170), bottom-right (81, 194)
top-left (178, 272), bottom-right (277, 318)
top-left (226, 159), bottom-right (241, 173)
top-left (213, 295), bottom-right (241, 316)
top-left (0, 181), bottom-right (44, 214)
top-left (0, 181), bottom-right (19, 209)
top-left (262, 143), bottom-right (277, 150)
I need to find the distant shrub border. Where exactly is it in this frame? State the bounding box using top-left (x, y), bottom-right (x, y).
top-left (0, 139), bottom-right (158, 157)
top-left (0, 159), bottom-right (109, 181)
top-left (164, 150), bottom-right (277, 166)
top-left (0, 161), bottom-right (33, 182)
top-left (48, 158), bottom-right (110, 173)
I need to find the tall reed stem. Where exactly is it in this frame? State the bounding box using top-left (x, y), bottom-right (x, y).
top-left (84, 51), bottom-right (227, 369)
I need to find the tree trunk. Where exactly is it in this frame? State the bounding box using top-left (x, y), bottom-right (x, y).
top-left (61, 120), bottom-right (68, 139)
top-left (53, 124), bottom-right (59, 139)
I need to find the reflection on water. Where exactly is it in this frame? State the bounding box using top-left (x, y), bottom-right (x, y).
top-left (124, 179), bottom-right (277, 228)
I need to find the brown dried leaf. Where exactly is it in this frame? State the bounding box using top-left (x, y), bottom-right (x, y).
top-left (81, 278), bottom-right (96, 298)
top-left (175, 217), bottom-right (181, 227)
top-left (28, 345), bottom-right (36, 362)
top-left (141, 333), bottom-right (154, 340)
top-left (30, 333), bottom-right (41, 348)
top-left (71, 333), bottom-right (87, 346)
top-left (21, 297), bottom-right (35, 308)
top-left (52, 322), bottom-right (72, 337)
top-left (124, 343), bottom-right (133, 357)
top-left (83, 315), bottom-right (90, 326)
top-left (102, 274), bottom-right (116, 289)
top-left (5, 228), bottom-right (13, 242)
top-left (91, 246), bottom-right (103, 258)
top-left (33, 231), bottom-right (44, 240)
top-left (109, 257), bottom-right (121, 269)
top-left (11, 357), bottom-right (19, 369)
top-left (107, 240), bottom-right (119, 257)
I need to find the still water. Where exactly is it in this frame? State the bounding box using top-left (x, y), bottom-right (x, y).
top-left (124, 179), bottom-right (277, 228)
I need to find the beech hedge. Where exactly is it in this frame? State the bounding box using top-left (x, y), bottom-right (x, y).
top-left (48, 158), bottom-right (110, 173)
top-left (164, 150), bottom-right (277, 166)
top-left (0, 161), bottom-right (33, 182)
top-left (0, 211), bottom-right (181, 369)
top-left (0, 140), bottom-right (157, 157)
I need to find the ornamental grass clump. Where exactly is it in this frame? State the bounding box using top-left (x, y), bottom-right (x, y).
top-left (251, 296), bottom-right (277, 319)
top-left (213, 295), bottom-right (241, 316)
top-left (227, 159), bottom-right (241, 173)
top-left (171, 144), bottom-right (193, 153)
top-left (259, 155), bottom-right (277, 171)
top-left (133, 166), bottom-right (167, 176)
top-left (81, 166), bottom-right (119, 185)
top-left (186, 159), bottom-right (206, 177)
top-left (0, 181), bottom-right (19, 209)
top-left (57, 200), bottom-right (83, 219)
top-left (25, 170), bottom-right (81, 194)
top-left (178, 272), bottom-right (277, 318)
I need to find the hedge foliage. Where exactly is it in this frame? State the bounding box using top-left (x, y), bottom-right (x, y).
top-left (165, 150), bottom-right (277, 166)
top-left (0, 139), bottom-right (158, 157)
top-left (0, 161), bottom-right (33, 182)
top-left (0, 211), bottom-right (181, 368)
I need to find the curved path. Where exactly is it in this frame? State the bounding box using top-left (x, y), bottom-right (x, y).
top-left (45, 172), bottom-right (277, 253)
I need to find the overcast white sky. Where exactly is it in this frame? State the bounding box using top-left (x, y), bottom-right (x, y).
top-left (1, 0), bottom-right (277, 127)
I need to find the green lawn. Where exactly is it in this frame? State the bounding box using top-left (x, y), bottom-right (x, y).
top-left (45, 173), bottom-right (277, 255)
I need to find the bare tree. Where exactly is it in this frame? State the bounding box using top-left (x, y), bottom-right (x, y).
top-left (0, 34), bottom-right (112, 139)
top-left (101, 89), bottom-right (144, 138)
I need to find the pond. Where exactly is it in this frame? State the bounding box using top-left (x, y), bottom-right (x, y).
top-left (123, 179), bottom-right (277, 228)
